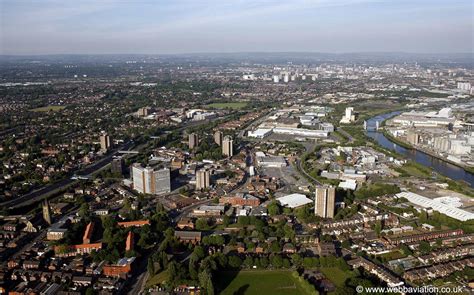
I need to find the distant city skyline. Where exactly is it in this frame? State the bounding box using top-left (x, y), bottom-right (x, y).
top-left (1, 0), bottom-right (472, 55)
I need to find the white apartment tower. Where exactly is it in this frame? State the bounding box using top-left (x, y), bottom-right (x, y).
top-left (100, 132), bottom-right (111, 152)
top-left (132, 164), bottom-right (170, 195)
top-left (222, 136), bottom-right (233, 157)
top-left (315, 185), bottom-right (336, 218)
top-left (196, 168), bottom-right (211, 190)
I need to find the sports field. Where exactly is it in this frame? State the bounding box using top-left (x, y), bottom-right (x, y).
top-left (205, 102), bottom-right (247, 109)
top-left (30, 105), bottom-right (66, 112)
top-left (216, 270), bottom-right (316, 295)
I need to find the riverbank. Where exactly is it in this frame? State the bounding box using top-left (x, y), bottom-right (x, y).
top-left (366, 111), bottom-right (474, 190)
top-left (381, 127), bottom-right (474, 176)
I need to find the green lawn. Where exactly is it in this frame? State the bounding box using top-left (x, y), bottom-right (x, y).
top-left (319, 267), bottom-right (354, 288)
top-left (378, 250), bottom-right (406, 261)
top-left (395, 162), bottom-right (432, 178)
top-left (205, 102), bottom-right (248, 109)
top-left (216, 270), bottom-right (316, 295)
top-left (145, 270), bottom-right (169, 288)
top-left (30, 105), bottom-right (66, 112)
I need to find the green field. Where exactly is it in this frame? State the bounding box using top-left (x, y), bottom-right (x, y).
top-left (145, 270), bottom-right (169, 288)
top-left (395, 162), bottom-right (431, 178)
top-left (30, 105), bottom-right (66, 112)
top-left (319, 267), bottom-right (354, 288)
top-left (205, 102), bottom-right (248, 109)
top-left (216, 270), bottom-right (316, 295)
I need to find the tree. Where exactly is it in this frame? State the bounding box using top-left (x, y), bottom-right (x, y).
top-left (270, 240), bottom-right (281, 253)
top-left (167, 261), bottom-right (179, 287)
top-left (419, 241), bottom-right (431, 254)
top-left (260, 256), bottom-right (269, 268)
top-left (238, 216), bottom-right (250, 226)
top-left (79, 202), bottom-right (90, 219)
top-left (189, 254), bottom-right (200, 280)
top-left (193, 245), bottom-right (206, 259)
top-left (400, 244), bottom-right (413, 256)
top-left (214, 252), bottom-right (228, 269)
top-left (223, 215), bottom-right (230, 227)
top-left (200, 256), bottom-right (217, 272)
top-left (271, 254), bottom-right (283, 268)
top-left (243, 256), bottom-right (254, 268)
top-left (198, 269), bottom-right (213, 294)
top-left (290, 253), bottom-right (302, 267)
top-left (196, 218), bottom-right (209, 230)
top-left (228, 255), bottom-right (242, 269)
top-left (374, 221), bottom-right (382, 237)
top-left (267, 201), bottom-right (281, 216)
top-left (147, 257), bottom-right (155, 275)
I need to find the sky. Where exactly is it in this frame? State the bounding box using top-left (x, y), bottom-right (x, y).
top-left (0, 0), bottom-right (472, 55)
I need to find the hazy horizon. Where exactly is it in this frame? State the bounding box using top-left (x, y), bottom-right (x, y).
top-left (1, 0), bottom-right (473, 55)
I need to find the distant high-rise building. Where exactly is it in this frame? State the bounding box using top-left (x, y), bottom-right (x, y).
top-left (283, 74), bottom-right (289, 83)
top-left (111, 156), bottom-right (125, 176)
top-left (189, 133), bottom-right (199, 149)
top-left (214, 131), bottom-right (223, 146)
top-left (196, 168), bottom-right (211, 190)
top-left (457, 82), bottom-right (471, 91)
top-left (42, 199), bottom-right (52, 225)
top-left (340, 107), bottom-right (356, 124)
top-left (315, 186), bottom-right (336, 218)
top-left (137, 107), bottom-right (151, 117)
top-left (273, 75), bottom-right (280, 83)
top-left (100, 132), bottom-right (111, 152)
top-left (222, 135), bottom-right (233, 157)
top-left (132, 164), bottom-right (170, 195)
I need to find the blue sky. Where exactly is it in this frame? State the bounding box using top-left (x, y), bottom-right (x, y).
top-left (0, 0), bottom-right (472, 54)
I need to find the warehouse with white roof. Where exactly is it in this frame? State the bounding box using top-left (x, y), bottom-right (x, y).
top-left (396, 192), bottom-right (474, 221)
top-left (276, 193), bottom-right (313, 208)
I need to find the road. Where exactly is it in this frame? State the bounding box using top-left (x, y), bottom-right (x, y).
top-left (337, 127), bottom-right (355, 144)
top-left (296, 158), bottom-right (322, 186)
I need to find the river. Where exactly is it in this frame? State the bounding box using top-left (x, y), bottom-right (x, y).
top-left (365, 111), bottom-right (474, 188)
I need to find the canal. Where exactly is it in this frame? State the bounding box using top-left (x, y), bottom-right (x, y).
top-left (365, 111), bottom-right (474, 188)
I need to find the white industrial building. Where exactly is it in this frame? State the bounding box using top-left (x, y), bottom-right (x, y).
top-left (277, 193), bottom-right (313, 208)
top-left (338, 180), bottom-right (357, 190)
top-left (256, 155), bottom-right (287, 167)
top-left (273, 127), bottom-right (328, 138)
top-left (248, 128), bottom-right (273, 138)
top-left (396, 192), bottom-right (474, 221)
top-left (248, 126), bottom-right (329, 139)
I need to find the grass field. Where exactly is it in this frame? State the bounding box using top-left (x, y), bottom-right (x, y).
top-left (145, 270), bottom-right (169, 288)
top-left (30, 105), bottom-right (66, 112)
top-left (205, 102), bottom-right (247, 109)
top-left (396, 162), bottom-right (432, 178)
top-left (216, 270), bottom-right (315, 295)
top-left (319, 267), bottom-right (354, 288)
